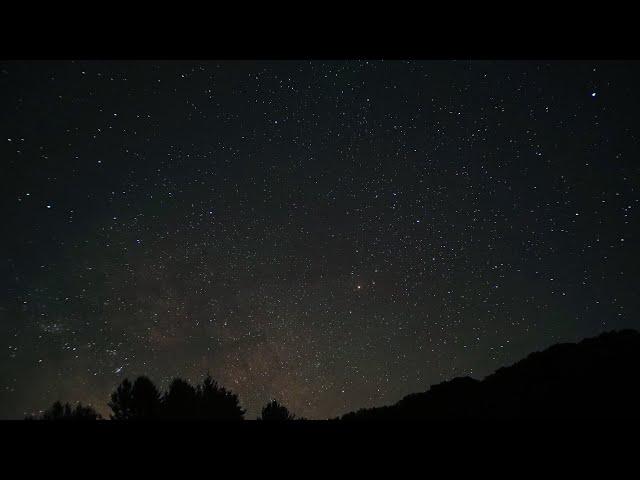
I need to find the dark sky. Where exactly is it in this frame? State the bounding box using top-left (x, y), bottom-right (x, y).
top-left (0, 60), bottom-right (638, 419)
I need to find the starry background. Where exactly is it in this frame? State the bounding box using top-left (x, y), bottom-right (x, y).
top-left (0, 60), bottom-right (638, 419)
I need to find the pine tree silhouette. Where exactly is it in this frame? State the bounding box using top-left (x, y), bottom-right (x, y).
top-left (108, 378), bottom-right (134, 420)
top-left (196, 373), bottom-right (245, 420)
top-left (162, 378), bottom-right (198, 419)
top-left (130, 376), bottom-right (162, 419)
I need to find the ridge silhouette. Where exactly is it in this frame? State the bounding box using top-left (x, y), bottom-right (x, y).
top-left (339, 329), bottom-right (640, 419)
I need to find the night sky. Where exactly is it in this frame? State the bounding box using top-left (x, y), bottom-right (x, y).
top-left (1, 60), bottom-right (638, 420)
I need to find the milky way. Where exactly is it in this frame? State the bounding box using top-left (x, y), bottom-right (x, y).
top-left (1, 60), bottom-right (638, 419)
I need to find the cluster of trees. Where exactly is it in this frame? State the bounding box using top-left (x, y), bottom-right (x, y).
top-left (27, 401), bottom-right (103, 421)
top-left (260, 399), bottom-right (296, 421)
top-left (30, 374), bottom-right (298, 421)
top-left (108, 374), bottom-right (246, 420)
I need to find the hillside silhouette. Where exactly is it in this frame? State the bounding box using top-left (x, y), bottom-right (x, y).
top-left (340, 329), bottom-right (640, 419)
top-left (28, 329), bottom-right (640, 420)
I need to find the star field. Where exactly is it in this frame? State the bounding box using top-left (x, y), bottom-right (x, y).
top-left (0, 60), bottom-right (638, 419)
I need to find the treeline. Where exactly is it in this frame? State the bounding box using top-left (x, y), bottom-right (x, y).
top-left (27, 329), bottom-right (640, 421)
top-left (27, 374), bottom-right (297, 421)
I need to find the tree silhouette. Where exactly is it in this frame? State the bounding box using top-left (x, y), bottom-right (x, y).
top-left (34, 401), bottom-right (101, 420)
top-left (162, 378), bottom-right (198, 419)
top-left (260, 400), bottom-right (295, 420)
top-left (109, 376), bottom-right (162, 419)
top-left (108, 378), bottom-right (134, 420)
top-left (130, 376), bottom-right (161, 419)
top-left (196, 373), bottom-right (245, 420)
